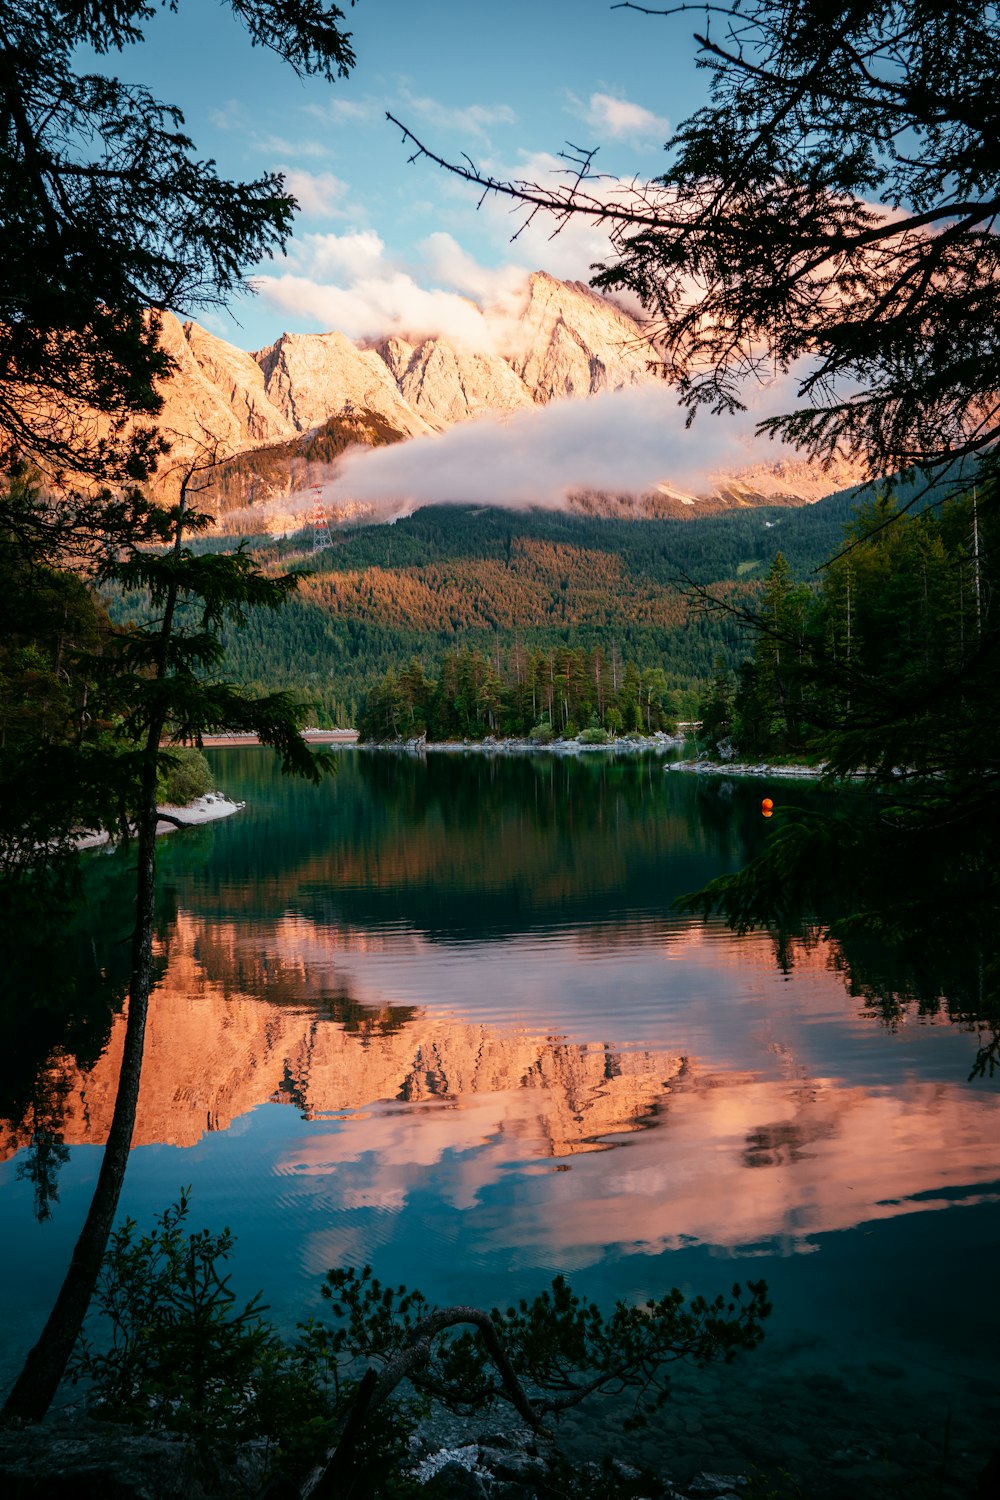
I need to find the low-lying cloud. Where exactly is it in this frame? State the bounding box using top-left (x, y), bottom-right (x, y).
top-left (317, 383), bottom-right (787, 512)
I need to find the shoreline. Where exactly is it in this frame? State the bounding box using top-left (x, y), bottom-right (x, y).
top-left (361, 731), bottom-right (684, 756)
top-left (75, 793), bottom-right (244, 852)
top-left (194, 729), bottom-right (358, 748)
top-left (666, 757), bottom-right (830, 779)
top-left (355, 735), bottom-right (845, 781)
top-left (189, 732), bottom-right (852, 783)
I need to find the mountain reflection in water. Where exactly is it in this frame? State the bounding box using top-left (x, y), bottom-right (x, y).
top-left (3, 909), bottom-right (997, 1262)
top-left (1, 749), bottom-right (996, 1495)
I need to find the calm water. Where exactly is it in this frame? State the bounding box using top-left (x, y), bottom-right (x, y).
top-left (1, 750), bottom-right (997, 1494)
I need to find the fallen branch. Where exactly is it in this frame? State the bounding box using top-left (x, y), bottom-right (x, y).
top-left (300, 1305), bottom-right (548, 1499)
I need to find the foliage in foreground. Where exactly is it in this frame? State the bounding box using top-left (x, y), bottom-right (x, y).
top-left (71, 1194), bottom-right (770, 1497)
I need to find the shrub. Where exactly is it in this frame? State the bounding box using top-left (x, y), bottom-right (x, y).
top-left (73, 1194), bottom-right (770, 1498)
top-left (158, 747), bottom-right (213, 806)
top-left (70, 1192), bottom-right (342, 1476)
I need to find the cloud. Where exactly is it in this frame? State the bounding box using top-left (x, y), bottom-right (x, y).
top-left (209, 99), bottom-right (253, 133)
top-left (254, 269), bottom-right (496, 348)
top-left (293, 230), bottom-right (386, 279)
top-left (207, 101), bottom-right (333, 162)
top-left (304, 96), bottom-right (381, 126)
top-left (321, 383), bottom-right (787, 510)
top-left (399, 87), bottom-right (517, 140)
top-left (281, 170), bottom-right (351, 218)
top-left (254, 229), bottom-right (530, 349)
top-left (585, 92), bottom-right (670, 143)
top-left (456, 147), bottom-right (651, 286)
top-left (254, 220), bottom-right (639, 353)
top-left (419, 232), bottom-right (527, 303)
top-left (259, 135), bottom-right (333, 161)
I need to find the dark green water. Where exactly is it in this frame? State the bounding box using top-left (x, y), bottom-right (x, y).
top-left (1, 749), bottom-right (997, 1495)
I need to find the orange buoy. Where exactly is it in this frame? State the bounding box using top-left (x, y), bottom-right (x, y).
top-left (761, 797), bottom-right (774, 813)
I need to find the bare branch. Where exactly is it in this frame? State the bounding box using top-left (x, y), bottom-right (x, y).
top-left (300, 1305), bottom-right (548, 1500)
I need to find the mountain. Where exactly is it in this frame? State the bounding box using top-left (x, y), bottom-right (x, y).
top-left (150, 272), bottom-right (863, 520)
top-left (157, 271), bottom-right (653, 457)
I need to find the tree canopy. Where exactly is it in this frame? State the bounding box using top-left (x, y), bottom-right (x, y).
top-left (0, 0), bottom-right (355, 1424)
top-left (392, 0), bottom-right (1000, 487)
top-left (0, 0), bottom-right (355, 483)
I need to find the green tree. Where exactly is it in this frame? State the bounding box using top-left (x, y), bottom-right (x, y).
top-left (0, 0), bottom-right (355, 485)
top-left (684, 490), bottom-right (1000, 1079)
top-left (3, 458), bottom-right (326, 1425)
top-left (748, 553), bottom-right (811, 757)
top-left (72, 1194), bottom-right (771, 1499)
top-left (0, 0), bottom-right (359, 1424)
top-left (393, 1), bottom-right (1000, 486)
top-left (698, 655), bottom-right (734, 752)
top-left (158, 747), bottom-right (214, 806)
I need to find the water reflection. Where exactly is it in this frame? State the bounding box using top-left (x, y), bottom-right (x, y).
top-left (1, 749), bottom-right (997, 1493)
top-left (3, 904), bottom-right (996, 1262)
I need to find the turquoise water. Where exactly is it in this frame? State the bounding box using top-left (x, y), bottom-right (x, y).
top-left (1, 749), bottom-right (997, 1494)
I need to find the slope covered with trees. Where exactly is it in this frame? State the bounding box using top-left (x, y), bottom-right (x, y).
top-left (201, 486), bottom-right (878, 723)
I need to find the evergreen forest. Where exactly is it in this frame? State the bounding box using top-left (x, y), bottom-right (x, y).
top-left (174, 481), bottom-right (894, 727)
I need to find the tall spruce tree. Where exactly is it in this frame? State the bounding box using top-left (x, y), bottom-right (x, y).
top-left (0, 0), bottom-right (359, 1421)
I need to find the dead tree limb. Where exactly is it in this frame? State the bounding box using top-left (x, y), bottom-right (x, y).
top-left (300, 1306), bottom-right (549, 1500)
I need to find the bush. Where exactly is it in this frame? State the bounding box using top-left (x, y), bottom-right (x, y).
top-left (158, 747), bottom-right (213, 806)
top-left (70, 1192), bottom-right (345, 1480)
top-left (579, 727), bottom-right (609, 745)
top-left (530, 721), bottom-right (554, 744)
top-left (73, 1194), bottom-right (770, 1499)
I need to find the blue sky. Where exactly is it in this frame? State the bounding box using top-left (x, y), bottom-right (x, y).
top-left (107, 0), bottom-right (714, 352)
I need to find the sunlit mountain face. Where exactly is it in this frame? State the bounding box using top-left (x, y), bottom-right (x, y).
top-left (2, 750), bottom-right (996, 1497)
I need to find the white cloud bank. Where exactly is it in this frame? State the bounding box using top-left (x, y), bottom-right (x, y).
top-left (255, 229), bottom-right (535, 350)
top-left (281, 169), bottom-right (351, 219)
top-left (319, 383), bottom-right (785, 512)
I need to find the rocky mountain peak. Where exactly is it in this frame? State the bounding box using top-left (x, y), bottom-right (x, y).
top-left (146, 272), bottom-right (863, 514)
top-left (153, 271), bottom-right (656, 474)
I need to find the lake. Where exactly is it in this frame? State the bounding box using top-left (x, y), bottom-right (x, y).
top-left (1, 748), bottom-right (997, 1496)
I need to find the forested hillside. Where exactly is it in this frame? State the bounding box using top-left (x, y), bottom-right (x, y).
top-left (201, 481), bottom-right (892, 724)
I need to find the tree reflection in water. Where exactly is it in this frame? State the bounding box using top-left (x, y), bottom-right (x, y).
top-left (680, 793), bottom-right (1000, 1079)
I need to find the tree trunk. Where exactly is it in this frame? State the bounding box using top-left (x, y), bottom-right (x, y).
top-left (2, 748), bottom-right (161, 1420)
top-left (299, 1307), bottom-right (547, 1500)
top-left (2, 487), bottom-right (186, 1423)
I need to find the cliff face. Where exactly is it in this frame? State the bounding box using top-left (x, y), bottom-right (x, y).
top-left (253, 329), bottom-right (434, 439)
top-left (374, 334), bottom-right (533, 428)
top-left (505, 274), bottom-right (652, 400)
top-left (157, 271), bottom-right (656, 460)
top-left (153, 313), bottom-right (295, 454)
top-left (146, 271), bottom-right (865, 513)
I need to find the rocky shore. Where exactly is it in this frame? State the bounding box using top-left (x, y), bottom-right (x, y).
top-left (74, 792), bottom-right (244, 852)
top-left (0, 1412), bottom-right (754, 1500)
top-left (5, 1404), bottom-right (995, 1500)
top-left (366, 731), bottom-right (685, 757)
